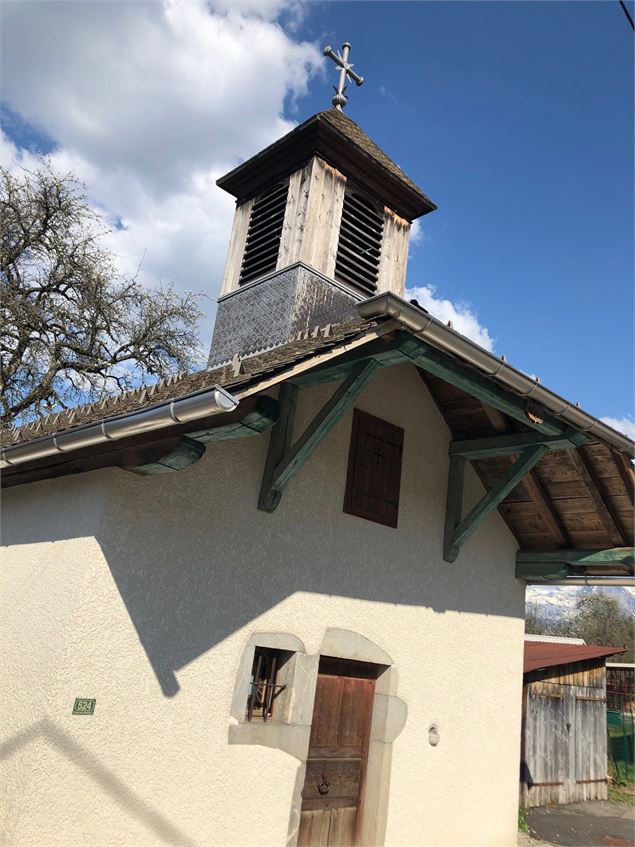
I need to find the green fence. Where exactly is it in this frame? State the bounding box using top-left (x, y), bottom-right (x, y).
top-left (607, 694), bottom-right (634, 784)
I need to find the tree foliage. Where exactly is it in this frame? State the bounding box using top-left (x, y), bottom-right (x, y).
top-left (525, 591), bottom-right (634, 662)
top-left (1, 163), bottom-right (203, 427)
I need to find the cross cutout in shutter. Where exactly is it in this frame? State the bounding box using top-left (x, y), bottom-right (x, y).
top-left (344, 409), bottom-right (404, 528)
top-left (372, 445), bottom-right (384, 464)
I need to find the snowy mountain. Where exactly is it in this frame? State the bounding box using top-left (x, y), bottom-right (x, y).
top-left (525, 585), bottom-right (635, 622)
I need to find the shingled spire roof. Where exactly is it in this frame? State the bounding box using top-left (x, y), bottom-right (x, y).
top-left (217, 108), bottom-right (436, 221)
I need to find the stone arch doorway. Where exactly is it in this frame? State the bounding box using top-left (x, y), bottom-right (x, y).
top-left (297, 655), bottom-right (378, 846)
top-left (289, 629), bottom-right (407, 847)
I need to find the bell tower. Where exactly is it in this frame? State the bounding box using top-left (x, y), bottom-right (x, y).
top-left (208, 107), bottom-right (436, 367)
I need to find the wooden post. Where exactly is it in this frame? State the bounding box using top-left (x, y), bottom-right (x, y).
top-left (258, 383), bottom-right (298, 512)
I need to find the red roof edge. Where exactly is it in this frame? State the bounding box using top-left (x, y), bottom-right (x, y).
top-left (523, 642), bottom-right (628, 674)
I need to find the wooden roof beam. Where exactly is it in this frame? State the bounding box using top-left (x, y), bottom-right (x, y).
top-left (479, 402), bottom-right (571, 547)
top-left (520, 469), bottom-right (571, 549)
top-left (516, 548), bottom-right (635, 580)
top-left (259, 360), bottom-right (380, 511)
top-left (612, 450), bottom-right (635, 507)
top-left (403, 340), bottom-right (572, 439)
top-left (444, 445), bottom-right (549, 563)
top-left (131, 395), bottom-right (281, 476)
top-left (449, 429), bottom-right (586, 460)
top-left (569, 449), bottom-right (627, 547)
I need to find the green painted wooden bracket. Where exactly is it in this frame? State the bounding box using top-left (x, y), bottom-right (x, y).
top-left (449, 428), bottom-right (587, 460)
top-left (132, 395), bottom-right (280, 476)
top-left (258, 361), bottom-right (381, 512)
top-left (517, 547), bottom-right (635, 565)
top-left (396, 336), bottom-right (572, 438)
top-left (188, 395), bottom-right (280, 442)
top-left (516, 547), bottom-right (635, 580)
top-left (132, 436), bottom-right (207, 475)
top-left (515, 562), bottom-right (570, 580)
top-left (443, 444), bottom-right (550, 562)
top-left (258, 382), bottom-right (298, 512)
top-left (289, 336), bottom-right (414, 387)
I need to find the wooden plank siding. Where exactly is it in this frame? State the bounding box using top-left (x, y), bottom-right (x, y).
top-left (521, 659), bottom-right (609, 807)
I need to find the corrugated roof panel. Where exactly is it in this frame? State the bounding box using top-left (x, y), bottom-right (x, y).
top-left (524, 641), bottom-right (627, 673)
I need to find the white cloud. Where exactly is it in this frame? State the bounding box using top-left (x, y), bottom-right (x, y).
top-left (405, 284), bottom-right (495, 352)
top-left (378, 84), bottom-right (398, 104)
top-left (600, 416), bottom-right (635, 441)
top-left (410, 218), bottom-right (424, 245)
top-left (0, 0), bottom-right (321, 355)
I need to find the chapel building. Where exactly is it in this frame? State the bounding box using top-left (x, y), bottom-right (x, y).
top-left (1, 104), bottom-right (633, 847)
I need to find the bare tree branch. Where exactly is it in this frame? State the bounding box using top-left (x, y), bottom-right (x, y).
top-left (1, 162), bottom-right (204, 427)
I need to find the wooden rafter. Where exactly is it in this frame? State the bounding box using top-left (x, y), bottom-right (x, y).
top-left (418, 370), bottom-right (575, 555)
top-left (259, 360), bottom-right (380, 511)
top-left (520, 469), bottom-right (571, 548)
top-left (612, 450), bottom-right (635, 507)
top-left (570, 449), bottom-right (626, 546)
top-left (481, 402), bottom-right (508, 433)
top-left (479, 403), bottom-right (571, 547)
top-left (444, 445), bottom-right (550, 562)
top-left (401, 339), bottom-right (573, 438)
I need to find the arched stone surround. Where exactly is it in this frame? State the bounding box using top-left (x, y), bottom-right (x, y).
top-left (228, 627), bottom-right (407, 847)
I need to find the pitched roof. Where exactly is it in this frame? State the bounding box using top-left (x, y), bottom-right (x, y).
top-left (2, 298), bottom-right (633, 564)
top-left (524, 641), bottom-right (627, 673)
top-left (1, 317), bottom-right (377, 448)
top-left (318, 108), bottom-right (430, 205)
top-left (216, 109), bottom-right (436, 220)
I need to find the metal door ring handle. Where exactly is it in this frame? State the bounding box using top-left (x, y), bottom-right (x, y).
top-left (318, 775), bottom-right (330, 795)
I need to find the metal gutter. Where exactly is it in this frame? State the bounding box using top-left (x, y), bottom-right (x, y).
top-left (1, 385), bottom-right (238, 469)
top-left (358, 292), bottom-right (635, 457)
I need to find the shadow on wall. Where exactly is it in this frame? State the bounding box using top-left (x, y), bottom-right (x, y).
top-left (2, 398), bottom-right (522, 698)
top-left (0, 719), bottom-right (201, 846)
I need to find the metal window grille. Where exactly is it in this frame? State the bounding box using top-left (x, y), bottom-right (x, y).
top-left (334, 188), bottom-right (384, 295)
top-left (246, 648), bottom-right (287, 722)
top-left (239, 180), bottom-right (289, 285)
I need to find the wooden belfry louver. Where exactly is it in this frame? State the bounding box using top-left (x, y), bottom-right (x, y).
top-left (335, 188), bottom-right (384, 294)
top-left (239, 180), bottom-right (289, 285)
top-left (208, 108), bottom-right (436, 366)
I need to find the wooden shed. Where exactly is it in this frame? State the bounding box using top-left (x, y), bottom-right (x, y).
top-left (606, 662), bottom-right (635, 709)
top-left (520, 640), bottom-right (626, 807)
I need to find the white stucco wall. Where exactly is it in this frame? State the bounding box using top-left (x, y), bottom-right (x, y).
top-left (1, 364), bottom-right (525, 847)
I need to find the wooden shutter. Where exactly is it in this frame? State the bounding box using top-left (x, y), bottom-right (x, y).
top-left (343, 409), bottom-right (404, 528)
top-left (239, 180), bottom-right (289, 285)
top-left (334, 188), bottom-right (384, 295)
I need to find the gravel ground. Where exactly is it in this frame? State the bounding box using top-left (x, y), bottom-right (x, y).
top-left (524, 800), bottom-right (634, 847)
top-left (519, 831), bottom-right (556, 846)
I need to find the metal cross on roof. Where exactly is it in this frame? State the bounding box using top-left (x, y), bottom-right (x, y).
top-left (323, 42), bottom-right (364, 111)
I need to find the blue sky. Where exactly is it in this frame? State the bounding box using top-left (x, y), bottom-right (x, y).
top-left (1, 0), bottom-right (633, 433)
top-left (294, 1), bottom-right (634, 427)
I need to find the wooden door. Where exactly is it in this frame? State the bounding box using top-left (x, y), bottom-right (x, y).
top-left (298, 658), bottom-right (376, 847)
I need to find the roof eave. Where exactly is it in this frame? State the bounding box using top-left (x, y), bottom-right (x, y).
top-left (358, 292), bottom-right (635, 458)
top-left (216, 112), bottom-right (436, 220)
top-left (1, 385), bottom-right (238, 471)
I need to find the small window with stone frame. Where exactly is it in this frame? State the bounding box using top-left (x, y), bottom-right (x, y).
top-left (246, 647), bottom-right (292, 722)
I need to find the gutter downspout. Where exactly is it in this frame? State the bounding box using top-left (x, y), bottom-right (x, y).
top-left (1, 385), bottom-right (238, 469)
top-left (358, 292), bottom-right (635, 457)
